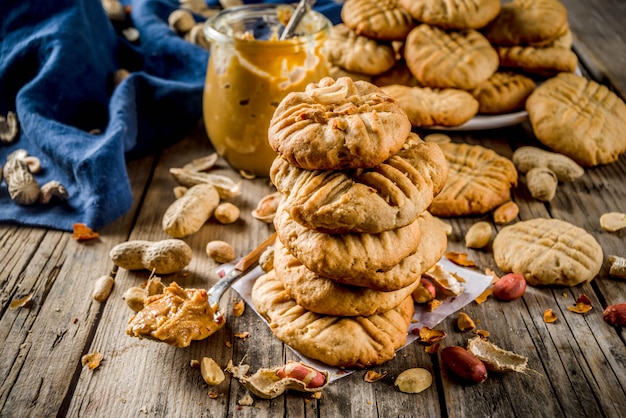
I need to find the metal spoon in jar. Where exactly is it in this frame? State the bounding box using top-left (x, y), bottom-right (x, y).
top-left (280, 0), bottom-right (318, 40)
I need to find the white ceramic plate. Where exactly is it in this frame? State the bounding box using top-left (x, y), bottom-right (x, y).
top-left (429, 110), bottom-right (530, 131)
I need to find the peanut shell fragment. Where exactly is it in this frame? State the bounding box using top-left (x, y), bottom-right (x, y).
top-left (423, 263), bottom-right (464, 296)
top-left (466, 336), bottom-right (529, 373)
top-left (543, 309), bottom-right (558, 323)
top-left (39, 180), bottom-right (69, 204)
top-left (252, 192), bottom-right (282, 223)
top-left (607, 255), bottom-right (626, 279)
top-left (0, 111), bottom-right (19, 143)
top-left (457, 312), bottom-right (476, 331)
top-left (169, 167), bottom-right (241, 199)
top-left (3, 150), bottom-right (40, 205)
top-left (225, 360), bottom-right (329, 399)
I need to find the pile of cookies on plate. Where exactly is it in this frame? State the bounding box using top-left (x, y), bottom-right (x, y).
top-left (327, 0), bottom-right (579, 127)
top-left (251, 77), bottom-right (449, 368)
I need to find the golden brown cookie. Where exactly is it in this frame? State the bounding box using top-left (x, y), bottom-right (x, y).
top-left (325, 24), bottom-right (397, 76)
top-left (274, 239), bottom-right (421, 316)
top-left (381, 84), bottom-right (479, 127)
top-left (526, 73), bottom-right (626, 167)
top-left (497, 45), bottom-right (578, 77)
top-left (276, 211), bottom-right (447, 292)
top-left (404, 24), bottom-right (498, 90)
top-left (471, 72), bottom-right (537, 114)
top-left (399, 0), bottom-right (501, 30)
top-left (268, 77), bottom-right (412, 170)
top-left (429, 143), bottom-right (518, 217)
top-left (341, 0), bottom-right (416, 41)
top-left (270, 133), bottom-right (448, 234)
top-left (273, 200), bottom-right (422, 279)
top-left (493, 218), bottom-right (603, 286)
top-left (251, 270), bottom-right (415, 368)
top-left (483, 0), bottom-right (570, 46)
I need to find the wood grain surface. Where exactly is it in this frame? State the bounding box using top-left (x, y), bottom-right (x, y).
top-left (2, 1), bottom-right (626, 417)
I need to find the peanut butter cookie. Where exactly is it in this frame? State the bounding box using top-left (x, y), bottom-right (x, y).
top-left (325, 24), bottom-right (397, 76)
top-left (497, 45), bottom-right (578, 77)
top-left (273, 200), bottom-right (422, 279)
top-left (526, 73), bottom-right (626, 166)
top-left (275, 211), bottom-right (447, 292)
top-left (471, 72), bottom-right (537, 114)
top-left (429, 143), bottom-right (518, 217)
top-left (399, 0), bottom-right (501, 30)
top-left (341, 0), bottom-right (415, 41)
top-left (483, 0), bottom-right (570, 46)
top-left (493, 218), bottom-right (603, 286)
top-left (274, 239), bottom-right (421, 316)
top-left (382, 84), bottom-right (479, 127)
top-left (268, 77), bottom-right (412, 170)
top-left (270, 133), bottom-right (448, 234)
top-left (251, 270), bottom-right (415, 368)
top-left (404, 24), bottom-right (498, 90)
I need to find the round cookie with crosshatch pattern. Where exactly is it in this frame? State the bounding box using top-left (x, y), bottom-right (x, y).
top-left (470, 72), bottom-right (537, 114)
top-left (270, 133), bottom-right (448, 234)
top-left (273, 239), bottom-right (420, 317)
top-left (274, 211), bottom-right (446, 293)
top-left (268, 77), bottom-right (412, 170)
top-left (497, 44), bottom-right (578, 77)
top-left (273, 199), bottom-right (423, 280)
top-left (483, 0), bottom-right (570, 46)
top-left (325, 24), bottom-right (397, 76)
top-left (428, 143), bottom-right (518, 217)
top-left (526, 73), bottom-right (626, 166)
top-left (493, 218), bottom-right (603, 286)
top-left (251, 270), bottom-right (415, 368)
top-left (399, 0), bottom-right (501, 30)
top-left (341, 0), bottom-right (415, 41)
top-left (381, 84), bottom-right (479, 127)
top-left (404, 24), bottom-right (498, 90)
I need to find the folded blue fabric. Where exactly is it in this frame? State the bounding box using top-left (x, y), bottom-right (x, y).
top-left (0, 0), bottom-right (342, 231)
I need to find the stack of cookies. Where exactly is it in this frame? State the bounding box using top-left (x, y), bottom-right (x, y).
top-left (326, 0), bottom-right (577, 126)
top-left (484, 0), bottom-right (578, 77)
top-left (251, 77), bottom-right (449, 369)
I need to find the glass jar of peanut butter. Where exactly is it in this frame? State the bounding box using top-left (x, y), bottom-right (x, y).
top-left (203, 4), bottom-right (331, 177)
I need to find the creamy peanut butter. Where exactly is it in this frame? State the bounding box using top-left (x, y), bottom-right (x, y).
top-left (126, 282), bottom-right (224, 348)
top-left (203, 5), bottom-right (331, 177)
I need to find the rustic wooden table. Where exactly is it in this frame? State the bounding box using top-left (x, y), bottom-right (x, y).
top-left (1, 1), bottom-right (625, 417)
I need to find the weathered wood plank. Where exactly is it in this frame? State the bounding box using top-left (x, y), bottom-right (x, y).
top-left (0, 155), bottom-right (154, 418)
top-left (561, 0), bottom-right (626, 97)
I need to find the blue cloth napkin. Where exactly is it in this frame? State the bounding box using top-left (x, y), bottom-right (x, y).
top-left (0, 0), bottom-right (342, 231)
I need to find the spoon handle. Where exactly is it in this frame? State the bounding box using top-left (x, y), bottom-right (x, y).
top-left (280, 0), bottom-right (318, 40)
